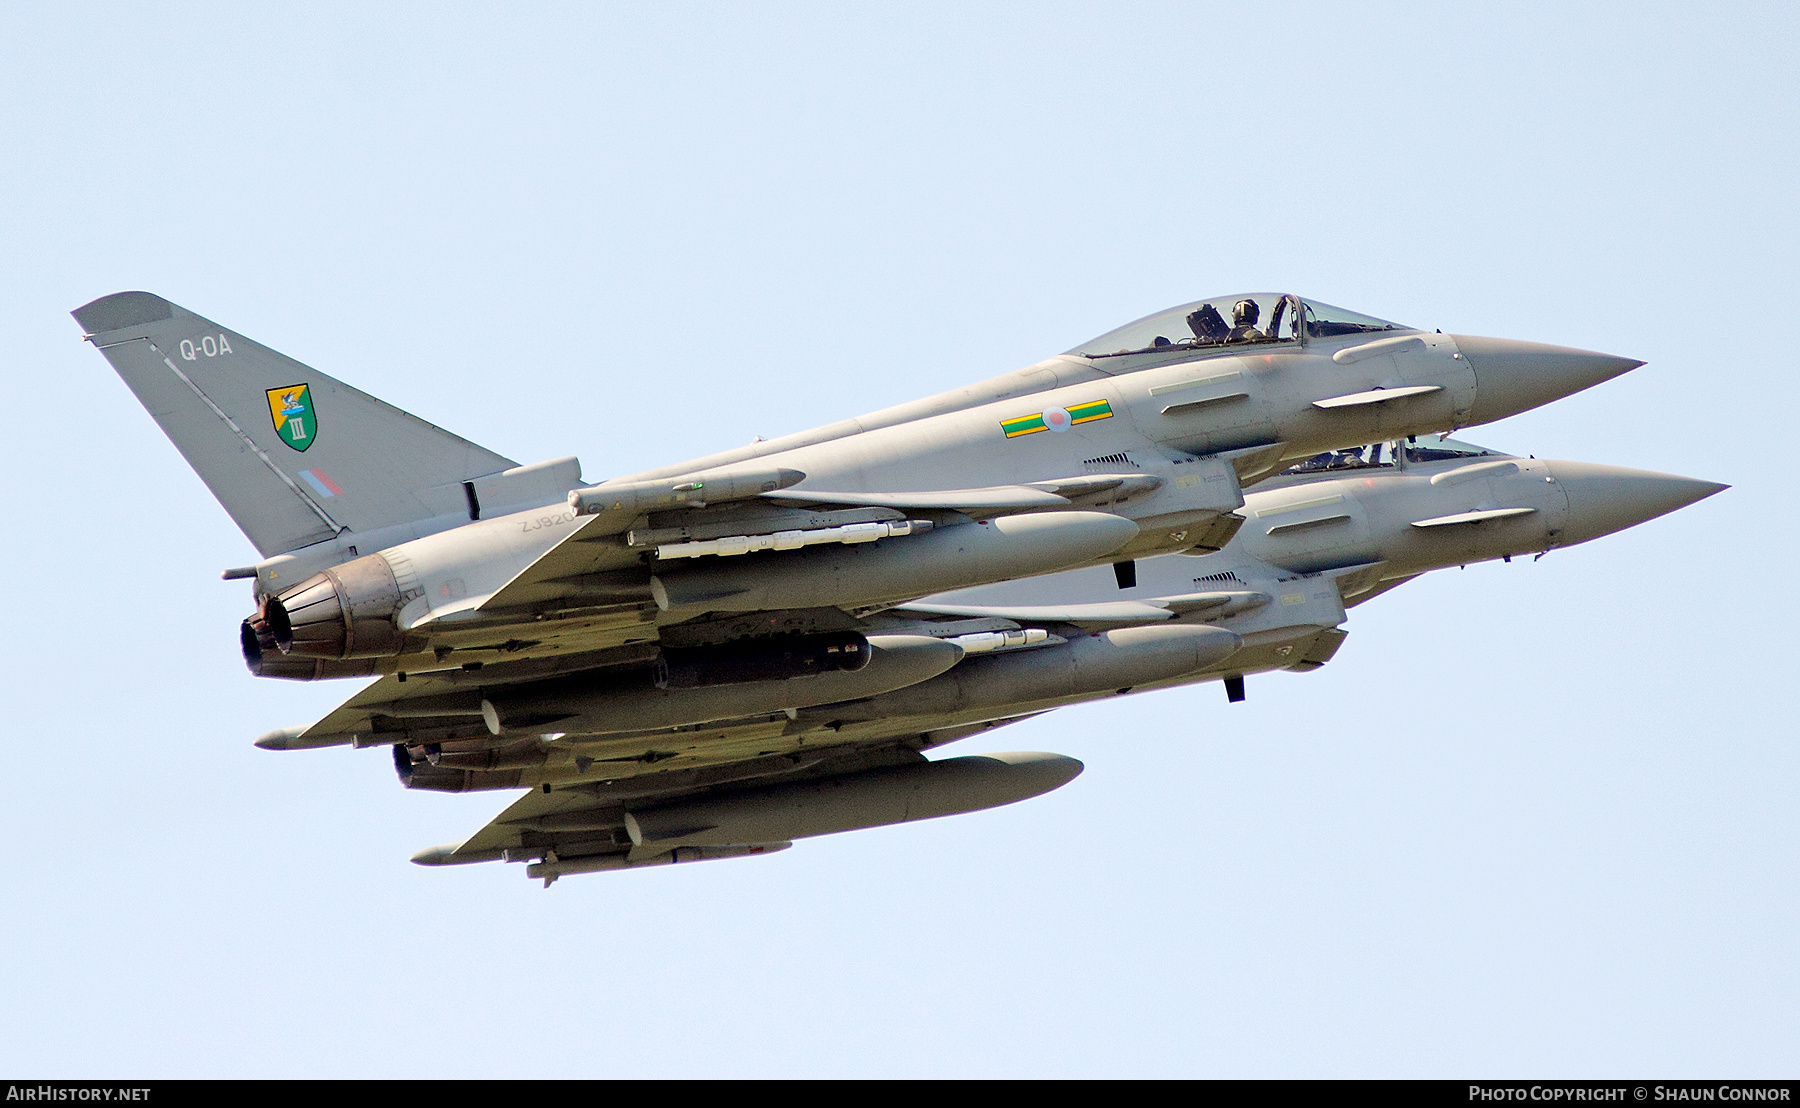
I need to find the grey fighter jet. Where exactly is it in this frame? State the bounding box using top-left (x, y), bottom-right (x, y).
top-left (881, 434), bottom-right (1729, 717)
top-left (407, 435), bottom-right (1722, 883)
top-left (75, 290), bottom-right (1652, 881)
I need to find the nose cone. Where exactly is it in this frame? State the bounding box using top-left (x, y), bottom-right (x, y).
top-left (1546, 461), bottom-right (1728, 546)
top-left (1453, 335), bottom-right (1644, 426)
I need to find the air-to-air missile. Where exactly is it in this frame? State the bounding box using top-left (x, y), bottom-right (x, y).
top-left (399, 434), bottom-right (1722, 883)
top-left (75, 288), bottom-right (1669, 883)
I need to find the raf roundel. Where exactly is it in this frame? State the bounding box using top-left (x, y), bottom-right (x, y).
top-left (999, 399), bottom-right (1114, 439)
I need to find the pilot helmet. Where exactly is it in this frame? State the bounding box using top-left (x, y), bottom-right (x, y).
top-left (1233, 298), bottom-right (1260, 325)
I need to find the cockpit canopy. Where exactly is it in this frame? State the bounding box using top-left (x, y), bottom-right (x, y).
top-left (1282, 434), bottom-right (1504, 477)
top-left (1067, 294), bottom-right (1413, 358)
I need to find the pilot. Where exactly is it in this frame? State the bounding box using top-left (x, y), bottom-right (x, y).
top-left (1227, 299), bottom-right (1265, 343)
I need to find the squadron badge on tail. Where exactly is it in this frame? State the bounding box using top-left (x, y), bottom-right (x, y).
top-left (266, 384), bottom-right (316, 451)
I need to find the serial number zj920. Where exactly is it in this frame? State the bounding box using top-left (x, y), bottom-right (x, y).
top-left (519, 511), bottom-right (576, 533)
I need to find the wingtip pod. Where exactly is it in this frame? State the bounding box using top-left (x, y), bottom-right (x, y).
top-left (71, 291), bottom-right (176, 336)
top-left (253, 726), bottom-right (305, 750)
top-left (410, 843), bottom-right (469, 866)
top-left (254, 724), bottom-right (356, 751)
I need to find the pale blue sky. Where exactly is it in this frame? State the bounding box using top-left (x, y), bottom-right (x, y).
top-left (1, 2), bottom-right (1794, 1077)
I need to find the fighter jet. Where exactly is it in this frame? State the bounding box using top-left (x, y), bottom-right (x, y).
top-left (863, 433), bottom-right (1731, 718)
top-left (403, 435), bottom-right (1722, 883)
top-left (75, 289), bottom-right (1651, 881)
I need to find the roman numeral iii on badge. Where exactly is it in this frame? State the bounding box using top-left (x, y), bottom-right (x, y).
top-left (266, 384), bottom-right (317, 451)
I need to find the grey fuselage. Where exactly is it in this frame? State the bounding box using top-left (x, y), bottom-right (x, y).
top-left (251, 326), bottom-right (1609, 671)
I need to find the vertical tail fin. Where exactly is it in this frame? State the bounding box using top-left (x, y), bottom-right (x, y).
top-left (74, 292), bottom-right (529, 557)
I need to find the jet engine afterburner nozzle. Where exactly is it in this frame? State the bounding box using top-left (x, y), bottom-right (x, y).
top-left (653, 631), bottom-right (871, 690)
top-left (239, 592), bottom-right (293, 671)
top-left (239, 616), bottom-right (265, 668)
top-left (240, 553), bottom-right (408, 664)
